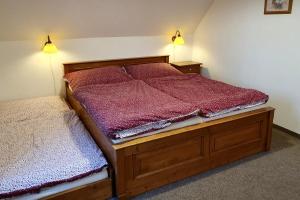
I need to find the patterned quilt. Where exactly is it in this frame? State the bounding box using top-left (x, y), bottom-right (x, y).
top-left (145, 74), bottom-right (268, 117)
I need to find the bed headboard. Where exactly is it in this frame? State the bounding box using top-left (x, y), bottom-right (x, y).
top-left (63, 55), bottom-right (170, 74)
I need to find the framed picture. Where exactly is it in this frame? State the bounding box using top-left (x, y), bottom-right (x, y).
top-left (264, 0), bottom-right (293, 14)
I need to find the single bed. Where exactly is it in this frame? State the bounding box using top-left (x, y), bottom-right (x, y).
top-left (0, 97), bottom-right (112, 200)
top-left (64, 56), bottom-right (275, 199)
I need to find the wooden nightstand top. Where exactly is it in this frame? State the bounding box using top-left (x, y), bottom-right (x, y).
top-left (170, 61), bottom-right (202, 67)
top-left (170, 61), bottom-right (202, 74)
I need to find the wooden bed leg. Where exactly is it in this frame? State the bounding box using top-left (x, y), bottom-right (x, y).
top-left (115, 150), bottom-right (129, 200)
top-left (265, 110), bottom-right (275, 151)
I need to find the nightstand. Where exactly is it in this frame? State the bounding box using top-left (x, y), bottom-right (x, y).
top-left (170, 61), bottom-right (202, 74)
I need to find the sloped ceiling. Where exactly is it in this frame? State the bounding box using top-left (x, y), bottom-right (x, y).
top-left (0, 0), bottom-right (213, 41)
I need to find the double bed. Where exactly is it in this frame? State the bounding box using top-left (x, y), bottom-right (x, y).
top-left (64, 56), bottom-right (275, 199)
top-left (0, 97), bottom-right (112, 200)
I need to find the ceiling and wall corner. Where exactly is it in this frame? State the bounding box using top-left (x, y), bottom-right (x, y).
top-left (0, 0), bottom-right (213, 41)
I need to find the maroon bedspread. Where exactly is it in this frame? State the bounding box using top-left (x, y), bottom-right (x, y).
top-left (74, 80), bottom-right (198, 139)
top-left (145, 74), bottom-right (268, 117)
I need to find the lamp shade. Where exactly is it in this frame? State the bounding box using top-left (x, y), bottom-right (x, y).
top-left (173, 36), bottom-right (185, 45)
top-left (43, 43), bottom-right (58, 53)
top-left (43, 35), bottom-right (58, 53)
top-left (172, 30), bottom-right (185, 46)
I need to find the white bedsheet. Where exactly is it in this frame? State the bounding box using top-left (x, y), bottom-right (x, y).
top-left (10, 169), bottom-right (108, 200)
top-left (111, 104), bottom-right (267, 144)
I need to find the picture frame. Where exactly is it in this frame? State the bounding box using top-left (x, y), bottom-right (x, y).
top-left (264, 0), bottom-right (293, 14)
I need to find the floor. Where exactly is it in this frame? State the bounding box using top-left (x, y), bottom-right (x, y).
top-left (133, 128), bottom-right (300, 200)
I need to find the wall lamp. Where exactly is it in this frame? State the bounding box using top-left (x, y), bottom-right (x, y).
top-left (42, 35), bottom-right (58, 95)
top-left (43, 35), bottom-right (58, 54)
top-left (172, 30), bottom-right (185, 45)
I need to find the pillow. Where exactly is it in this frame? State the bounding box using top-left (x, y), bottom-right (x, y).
top-left (64, 66), bottom-right (133, 91)
top-left (125, 63), bottom-right (183, 80)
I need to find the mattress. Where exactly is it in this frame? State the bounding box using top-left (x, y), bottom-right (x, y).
top-left (0, 96), bottom-right (108, 199)
top-left (112, 104), bottom-right (267, 144)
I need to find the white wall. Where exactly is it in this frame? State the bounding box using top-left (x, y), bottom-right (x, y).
top-left (0, 35), bottom-right (193, 101)
top-left (193, 0), bottom-right (300, 134)
top-left (0, 0), bottom-right (213, 41)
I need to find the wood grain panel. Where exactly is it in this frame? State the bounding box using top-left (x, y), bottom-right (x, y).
top-left (64, 55), bottom-right (169, 74)
top-left (44, 179), bottom-right (112, 200)
top-left (170, 61), bottom-right (202, 74)
top-left (134, 136), bottom-right (206, 178)
top-left (212, 122), bottom-right (262, 152)
top-left (177, 66), bottom-right (200, 74)
top-left (125, 134), bottom-right (210, 194)
top-left (209, 113), bottom-right (268, 168)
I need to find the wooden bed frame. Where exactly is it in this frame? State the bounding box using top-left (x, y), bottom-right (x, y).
top-left (64, 56), bottom-right (275, 199)
top-left (45, 178), bottom-right (112, 200)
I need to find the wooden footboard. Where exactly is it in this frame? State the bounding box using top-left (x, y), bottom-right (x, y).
top-left (66, 88), bottom-right (274, 199)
